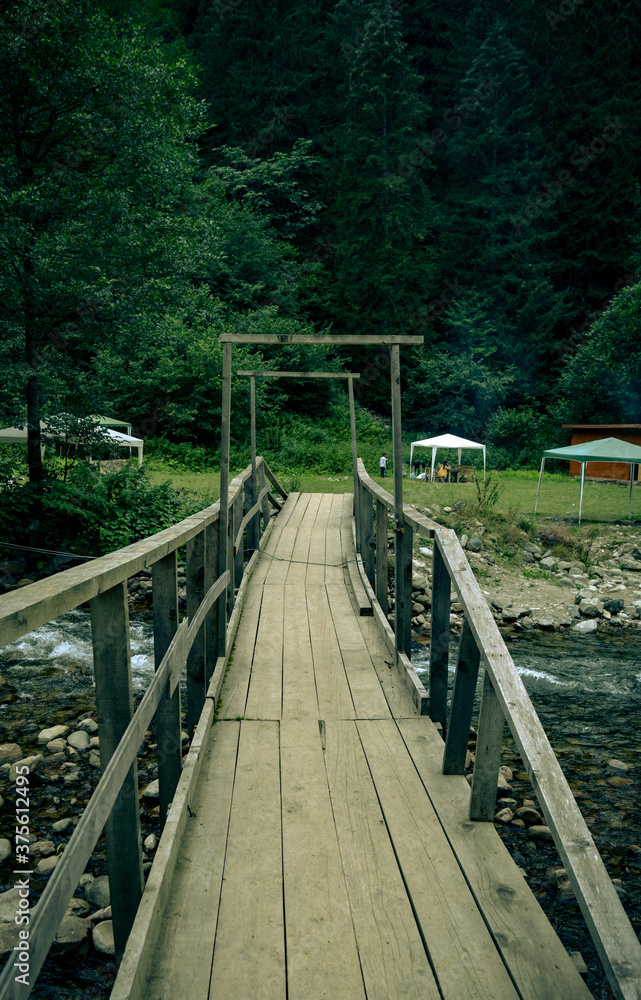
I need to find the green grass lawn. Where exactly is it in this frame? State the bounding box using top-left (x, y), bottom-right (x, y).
top-left (146, 462), bottom-right (641, 526)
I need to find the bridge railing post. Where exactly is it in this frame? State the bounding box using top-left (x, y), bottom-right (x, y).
top-left (152, 551), bottom-right (182, 827)
top-left (204, 520), bottom-right (220, 687)
top-left (90, 582), bottom-right (144, 962)
top-left (469, 668), bottom-right (505, 821)
top-left (429, 539), bottom-right (450, 731)
top-left (186, 529), bottom-right (206, 731)
top-left (361, 487), bottom-right (375, 588)
top-left (442, 618), bottom-right (481, 775)
top-left (233, 488), bottom-right (244, 593)
top-left (375, 498), bottom-right (388, 615)
top-left (258, 460), bottom-right (269, 533)
top-left (394, 518), bottom-right (413, 658)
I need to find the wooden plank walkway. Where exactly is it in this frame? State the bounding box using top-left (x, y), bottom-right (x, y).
top-left (129, 493), bottom-right (593, 1000)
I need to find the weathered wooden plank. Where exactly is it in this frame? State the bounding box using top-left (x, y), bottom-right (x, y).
top-left (186, 531), bottom-right (206, 731)
top-left (288, 492), bottom-right (322, 588)
top-left (152, 552), bottom-right (182, 827)
top-left (429, 541), bottom-right (451, 729)
top-left (469, 669), bottom-right (505, 822)
top-left (280, 718), bottom-right (366, 1000)
top-left (250, 491), bottom-right (301, 586)
top-left (399, 718), bottom-right (594, 1000)
top-left (244, 584), bottom-right (284, 720)
top-left (443, 618), bottom-right (481, 776)
top-left (217, 585), bottom-right (263, 719)
top-left (262, 493), bottom-right (310, 587)
top-left (325, 584), bottom-right (391, 719)
top-left (324, 721), bottom-right (439, 1000)
top-left (357, 719), bottom-right (520, 1000)
top-left (355, 613), bottom-right (420, 720)
top-left (324, 494), bottom-right (345, 585)
top-left (90, 583), bottom-right (144, 961)
top-left (209, 721), bottom-right (286, 1000)
top-left (307, 584), bottom-right (355, 720)
top-left (220, 333), bottom-right (424, 344)
top-left (136, 721), bottom-right (240, 1000)
top-left (281, 583), bottom-right (318, 718)
top-left (306, 492), bottom-right (332, 586)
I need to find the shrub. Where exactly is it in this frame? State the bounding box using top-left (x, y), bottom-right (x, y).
top-left (537, 523), bottom-right (573, 548)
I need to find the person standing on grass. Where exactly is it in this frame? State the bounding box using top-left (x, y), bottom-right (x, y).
top-left (380, 453), bottom-right (387, 478)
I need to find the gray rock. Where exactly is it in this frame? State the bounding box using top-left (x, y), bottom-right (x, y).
top-left (569, 951), bottom-right (588, 976)
top-left (495, 808), bottom-right (514, 823)
top-left (527, 825), bottom-right (554, 841)
top-left (35, 855), bottom-right (60, 875)
top-left (46, 738), bottom-right (68, 752)
top-left (556, 561), bottom-right (573, 572)
top-left (460, 533), bottom-right (468, 549)
top-left (607, 759), bottom-right (630, 774)
top-left (78, 873), bottom-right (94, 889)
top-left (572, 619), bottom-right (598, 634)
top-left (67, 730), bottom-right (90, 750)
top-left (89, 905), bottom-right (112, 922)
top-left (491, 596), bottom-right (512, 611)
top-left (579, 598), bottom-right (603, 617)
top-left (0, 923), bottom-right (22, 960)
top-left (85, 875), bottom-right (110, 910)
top-left (520, 549), bottom-right (535, 563)
top-left (89, 749), bottom-right (101, 768)
top-left (9, 755), bottom-right (44, 782)
top-left (142, 779), bottom-right (159, 799)
top-left (77, 718), bottom-right (98, 733)
top-left (0, 888), bottom-right (24, 924)
top-left (558, 576), bottom-right (577, 589)
top-left (52, 817), bottom-right (74, 834)
top-left (0, 839), bottom-right (10, 863)
top-left (539, 556), bottom-right (557, 570)
top-left (144, 833), bottom-right (158, 852)
top-left (92, 919), bottom-right (115, 955)
top-left (620, 557), bottom-right (641, 571)
top-left (66, 898), bottom-right (91, 918)
top-left (30, 840), bottom-right (55, 858)
top-left (51, 915), bottom-right (90, 956)
top-left (603, 598), bottom-right (624, 614)
top-left (467, 536), bottom-right (483, 553)
top-left (516, 806), bottom-right (542, 825)
top-left (535, 618), bottom-right (556, 631)
top-left (0, 743), bottom-right (22, 765)
top-left (37, 725), bottom-right (69, 744)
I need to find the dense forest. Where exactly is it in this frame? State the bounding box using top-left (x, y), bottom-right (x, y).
top-left (2, 0), bottom-right (641, 486)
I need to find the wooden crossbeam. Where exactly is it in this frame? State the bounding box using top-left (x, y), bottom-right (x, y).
top-left (220, 334), bottom-right (423, 344)
top-left (237, 370), bottom-right (360, 379)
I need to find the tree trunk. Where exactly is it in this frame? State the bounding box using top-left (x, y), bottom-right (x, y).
top-left (24, 255), bottom-right (45, 486)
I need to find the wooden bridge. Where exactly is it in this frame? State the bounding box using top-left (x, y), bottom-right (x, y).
top-left (1, 334), bottom-right (640, 1000)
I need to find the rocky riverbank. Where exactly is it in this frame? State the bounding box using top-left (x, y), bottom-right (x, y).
top-left (402, 503), bottom-right (641, 640)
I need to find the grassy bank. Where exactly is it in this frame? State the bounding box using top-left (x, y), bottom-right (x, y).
top-left (145, 463), bottom-right (641, 527)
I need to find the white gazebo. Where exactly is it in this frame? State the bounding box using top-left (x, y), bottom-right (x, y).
top-left (0, 420), bottom-right (144, 466)
top-left (409, 432), bottom-right (486, 481)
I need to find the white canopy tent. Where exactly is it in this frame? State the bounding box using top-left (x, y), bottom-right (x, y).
top-left (0, 422), bottom-right (143, 466)
top-left (410, 432), bottom-right (486, 481)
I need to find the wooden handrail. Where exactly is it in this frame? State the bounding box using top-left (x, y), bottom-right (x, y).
top-left (355, 459), bottom-right (641, 1000)
top-left (0, 458), bottom-right (286, 1000)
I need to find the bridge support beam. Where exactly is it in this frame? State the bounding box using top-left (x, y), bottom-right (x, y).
top-left (90, 583), bottom-right (144, 962)
top-left (218, 341), bottom-right (232, 656)
top-left (429, 541), bottom-right (451, 730)
top-left (152, 552), bottom-right (182, 827)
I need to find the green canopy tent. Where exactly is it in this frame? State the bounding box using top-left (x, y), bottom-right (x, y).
top-left (534, 436), bottom-right (641, 524)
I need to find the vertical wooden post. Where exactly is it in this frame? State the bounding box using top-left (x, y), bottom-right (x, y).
top-left (248, 375), bottom-right (260, 549)
top-left (258, 460), bottom-right (269, 532)
top-left (245, 478), bottom-right (256, 553)
top-left (361, 488), bottom-right (375, 587)
top-left (469, 669), bottom-right (505, 821)
top-left (204, 520), bottom-right (219, 686)
top-left (442, 618), bottom-right (481, 775)
top-left (152, 553), bottom-right (182, 828)
top-left (186, 531), bottom-right (206, 731)
top-left (90, 583), bottom-right (143, 961)
top-left (348, 375), bottom-right (360, 543)
top-left (234, 487), bottom-right (244, 589)
top-left (218, 341), bottom-right (232, 656)
top-left (375, 499), bottom-right (389, 615)
top-left (430, 539), bottom-right (451, 729)
top-left (390, 345), bottom-right (410, 658)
